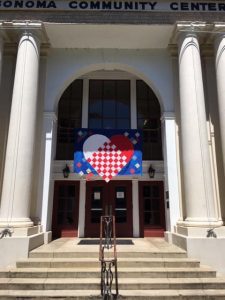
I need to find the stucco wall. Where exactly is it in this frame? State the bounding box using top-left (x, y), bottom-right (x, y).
top-left (43, 48), bottom-right (174, 113)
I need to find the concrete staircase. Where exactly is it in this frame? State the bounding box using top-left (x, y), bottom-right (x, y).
top-left (0, 238), bottom-right (225, 299)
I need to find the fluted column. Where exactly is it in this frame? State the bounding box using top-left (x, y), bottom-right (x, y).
top-left (178, 33), bottom-right (221, 227)
top-left (215, 35), bottom-right (225, 179)
top-left (0, 33), bottom-right (40, 227)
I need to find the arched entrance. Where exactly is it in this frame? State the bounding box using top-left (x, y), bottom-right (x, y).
top-left (52, 70), bottom-right (165, 238)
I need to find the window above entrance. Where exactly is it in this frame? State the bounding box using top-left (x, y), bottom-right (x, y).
top-left (56, 76), bottom-right (162, 161)
top-left (89, 80), bottom-right (130, 129)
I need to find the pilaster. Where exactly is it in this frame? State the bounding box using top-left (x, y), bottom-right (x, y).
top-left (161, 112), bottom-right (181, 232)
top-left (39, 112), bottom-right (57, 233)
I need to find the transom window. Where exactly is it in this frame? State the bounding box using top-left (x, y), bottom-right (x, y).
top-left (89, 80), bottom-right (130, 129)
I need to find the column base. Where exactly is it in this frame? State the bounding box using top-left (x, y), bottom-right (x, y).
top-left (0, 218), bottom-right (34, 228)
top-left (165, 226), bottom-right (225, 275)
top-left (175, 224), bottom-right (225, 238)
top-left (177, 218), bottom-right (223, 228)
top-left (0, 225), bottom-right (44, 268)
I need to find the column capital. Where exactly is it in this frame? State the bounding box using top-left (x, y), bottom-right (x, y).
top-left (177, 31), bottom-right (200, 52)
top-left (170, 22), bottom-right (210, 47)
top-left (19, 31), bottom-right (41, 46)
top-left (0, 21), bottom-right (49, 45)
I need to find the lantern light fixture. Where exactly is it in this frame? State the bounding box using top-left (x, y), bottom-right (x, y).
top-left (63, 164), bottom-right (70, 178)
top-left (148, 165), bottom-right (155, 178)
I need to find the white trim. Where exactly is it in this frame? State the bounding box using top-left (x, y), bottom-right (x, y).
top-left (130, 79), bottom-right (137, 129)
top-left (43, 112), bottom-right (57, 122)
top-left (40, 113), bottom-right (57, 232)
top-left (132, 179), bottom-right (140, 237)
top-left (80, 70), bottom-right (138, 80)
top-left (78, 179), bottom-right (86, 237)
top-left (81, 78), bottom-right (89, 128)
top-left (161, 114), bottom-right (181, 232)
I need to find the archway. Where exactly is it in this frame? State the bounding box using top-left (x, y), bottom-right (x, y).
top-left (55, 70), bottom-right (162, 161)
top-left (52, 69), bottom-right (165, 238)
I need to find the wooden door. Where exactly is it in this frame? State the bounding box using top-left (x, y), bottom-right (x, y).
top-left (52, 181), bottom-right (80, 239)
top-left (139, 181), bottom-right (165, 237)
top-left (85, 181), bottom-right (133, 237)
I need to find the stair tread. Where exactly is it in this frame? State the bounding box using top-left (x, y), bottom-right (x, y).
top-left (1, 267), bottom-right (214, 272)
top-left (1, 277), bottom-right (224, 283)
top-left (1, 289), bottom-right (225, 297)
top-left (17, 257), bottom-right (199, 262)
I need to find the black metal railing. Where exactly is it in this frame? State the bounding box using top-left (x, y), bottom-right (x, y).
top-left (99, 215), bottom-right (118, 299)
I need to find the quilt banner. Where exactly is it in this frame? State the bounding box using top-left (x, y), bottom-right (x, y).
top-left (74, 129), bottom-right (142, 182)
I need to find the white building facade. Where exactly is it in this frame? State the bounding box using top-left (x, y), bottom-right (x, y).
top-left (0, 0), bottom-right (225, 273)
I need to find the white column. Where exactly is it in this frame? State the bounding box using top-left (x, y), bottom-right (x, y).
top-left (132, 179), bottom-right (139, 237)
top-left (38, 112), bottom-right (57, 232)
top-left (178, 33), bottom-right (221, 227)
top-left (0, 33), bottom-right (40, 228)
top-left (161, 112), bottom-right (181, 231)
top-left (215, 35), bottom-right (225, 180)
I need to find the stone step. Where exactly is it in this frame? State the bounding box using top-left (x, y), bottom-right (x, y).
top-left (1, 289), bottom-right (225, 299)
top-left (0, 267), bottom-right (216, 279)
top-left (29, 251), bottom-right (187, 259)
top-left (16, 257), bottom-right (200, 268)
top-left (0, 277), bottom-right (225, 290)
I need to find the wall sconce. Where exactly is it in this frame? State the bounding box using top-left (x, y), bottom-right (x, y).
top-left (148, 165), bottom-right (155, 178)
top-left (63, 164), bottom-right (70, 178)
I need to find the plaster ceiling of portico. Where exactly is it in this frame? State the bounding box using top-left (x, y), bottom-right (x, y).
top-left (44, 23), bottom-right (173, 49)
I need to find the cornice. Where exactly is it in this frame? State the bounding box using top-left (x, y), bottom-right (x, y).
top-left (0, 21), bottom-right (49, 44)
top-left (170, 21), bottom-right (225, 46)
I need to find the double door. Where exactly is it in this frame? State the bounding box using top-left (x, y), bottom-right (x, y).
top-left (85, 181), bottom-right (133, 237)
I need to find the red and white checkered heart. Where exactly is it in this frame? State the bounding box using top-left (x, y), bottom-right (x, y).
top-left (83, 134), bottom-right (134, 182)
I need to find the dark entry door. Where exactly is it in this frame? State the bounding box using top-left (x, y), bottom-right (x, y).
top-left (52, 181), bottom-right (80, 239)
top-left (139, 181), bottom-right (165, 237)
top-left (85, 181), bottom-right (133, 237)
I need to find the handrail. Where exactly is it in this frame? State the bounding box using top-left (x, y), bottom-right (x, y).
top-left (99, 215), bottom-right (118, 298)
